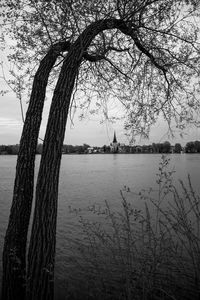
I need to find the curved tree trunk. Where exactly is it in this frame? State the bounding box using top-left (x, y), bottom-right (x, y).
top-left (27, 49), bottom-right (79, 300)
top-left (26, 18), bottom-right (124, 300)
top-left (1, 41), bottom-right (70, 300)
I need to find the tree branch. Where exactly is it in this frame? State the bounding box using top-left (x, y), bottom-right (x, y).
top-left (83, 52), bottom-right (105, 62)
top-left (142, 25), bottom-right (200, 50)
top-left (104, 57), bottom-right (134, 82)
top-left (83, 46), bottom-right (129, 62)
top-left (118, 21), bottom-right (168, 74)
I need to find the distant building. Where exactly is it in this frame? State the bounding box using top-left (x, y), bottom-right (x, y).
top-left (110, 131), bottom-right (119, 153)
top-left (135, 146), bottom-right (142, 153)
top-left (87, 147), bottom-right (94, 154)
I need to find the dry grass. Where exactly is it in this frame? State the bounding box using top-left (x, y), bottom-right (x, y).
top-left (65, 155), bottom-right (200, 300)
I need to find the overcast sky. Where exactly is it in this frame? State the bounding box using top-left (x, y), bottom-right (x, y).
top-left (1, 47), bottom-right (200, 147)
top-left (0, 80), bottom-right (200, 147)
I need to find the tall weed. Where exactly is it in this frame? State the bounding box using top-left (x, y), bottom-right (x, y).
top-left (67, 155), bottom-right (200, 300)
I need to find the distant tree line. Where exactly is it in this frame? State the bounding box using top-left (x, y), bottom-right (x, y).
top-left (0, 144), bottom-right (20, 155)
top-left (0, 143), bottom-right (91, 155)
top-left (151, 142), bottom-right (182, 154)
top-left (185, 140), bottom-right (200, 153)
top-left (62, 144), bottom-right (91, 154)
top-left (1, 140), bottom-right (200, 155)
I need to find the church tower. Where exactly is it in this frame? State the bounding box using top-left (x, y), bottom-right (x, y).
top-left (111, 131), bottom-right (119, 153)
top-left (113, 131), bottom-right (117, 143)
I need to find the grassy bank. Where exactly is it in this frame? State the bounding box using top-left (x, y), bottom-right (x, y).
top-left (65, 156), bottom-right (200, 300)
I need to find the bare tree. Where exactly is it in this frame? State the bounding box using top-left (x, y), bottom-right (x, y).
top-left (1, 0), bottom-right (200, 299)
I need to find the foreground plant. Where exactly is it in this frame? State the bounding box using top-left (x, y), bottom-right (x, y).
top-left (69, 156), bottom-right (200, 300)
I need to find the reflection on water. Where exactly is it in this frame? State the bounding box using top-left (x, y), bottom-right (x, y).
top-left (0, 153), bottom-right (199, 294)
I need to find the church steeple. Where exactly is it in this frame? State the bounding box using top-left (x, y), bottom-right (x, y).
top-left (113, 131), bottom-right (117, 143)
top-left (110, 131), bottom-right (119, 153)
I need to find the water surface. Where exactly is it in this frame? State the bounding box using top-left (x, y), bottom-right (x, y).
top-left (0, 153), bottom-right (199, 295)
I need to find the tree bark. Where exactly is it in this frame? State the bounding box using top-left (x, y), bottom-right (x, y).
top-left (1, 41), bottom-right (70, 300)
top-left (27, 18), bottom-right (125, 300)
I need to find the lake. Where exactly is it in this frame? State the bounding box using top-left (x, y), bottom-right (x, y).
top-left (0, 153), bottom-right (200, 297)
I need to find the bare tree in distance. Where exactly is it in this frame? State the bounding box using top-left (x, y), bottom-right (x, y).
top-left (1, 0), bottom-right (200, 299)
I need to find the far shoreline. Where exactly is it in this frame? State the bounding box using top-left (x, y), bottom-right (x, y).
top-left (0, 152), bottom-right (200, 156)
